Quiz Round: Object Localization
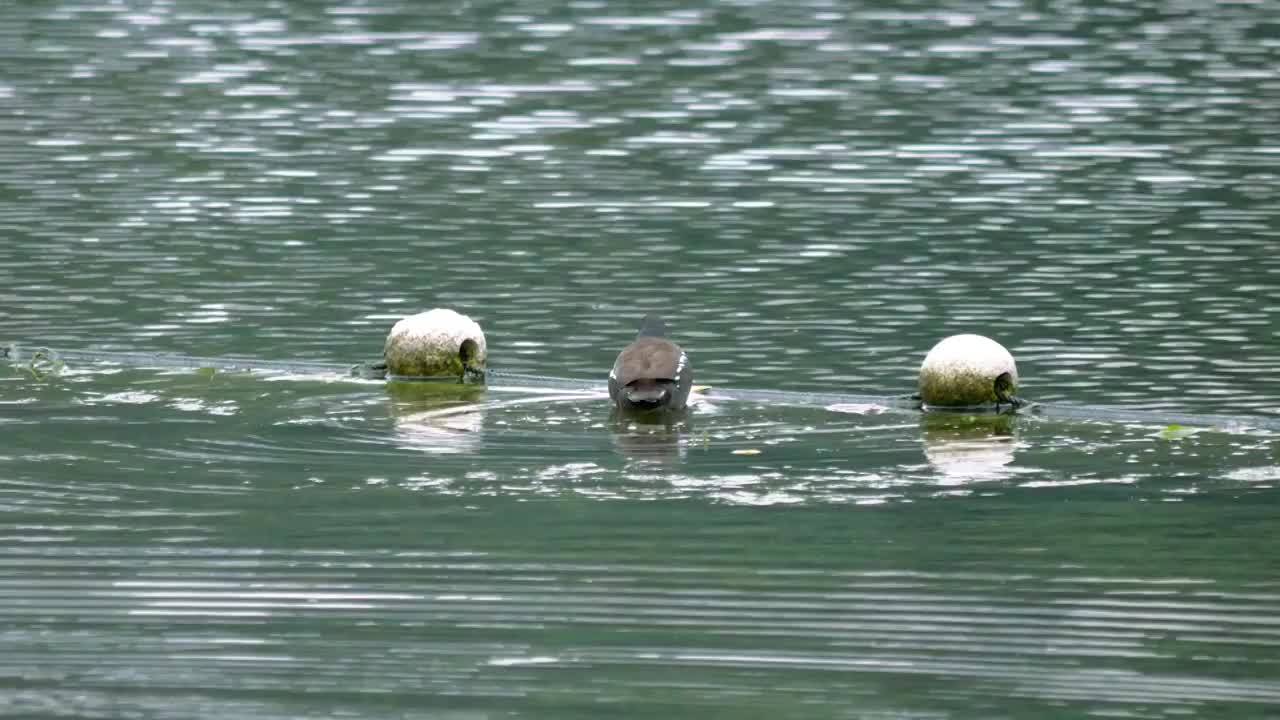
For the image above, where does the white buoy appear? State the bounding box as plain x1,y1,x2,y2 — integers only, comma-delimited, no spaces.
383,308,487,379
918,334,1018,407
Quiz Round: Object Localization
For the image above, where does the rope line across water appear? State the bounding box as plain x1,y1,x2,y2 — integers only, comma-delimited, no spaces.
4,343,1277,434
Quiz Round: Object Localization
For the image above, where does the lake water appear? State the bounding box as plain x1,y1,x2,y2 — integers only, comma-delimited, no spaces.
2,1,1279,718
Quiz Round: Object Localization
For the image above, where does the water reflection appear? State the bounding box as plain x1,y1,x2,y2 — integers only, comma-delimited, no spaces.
387,380,487,455
920,412,1020,485
3,0,1280,717
608,411,690,465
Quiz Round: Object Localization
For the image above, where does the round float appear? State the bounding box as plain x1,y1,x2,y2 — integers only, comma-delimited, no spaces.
918,333,1018,408
383,308,487,380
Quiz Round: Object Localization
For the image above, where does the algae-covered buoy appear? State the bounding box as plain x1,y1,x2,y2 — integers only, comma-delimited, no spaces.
383,308,487,380
918,334,1018,408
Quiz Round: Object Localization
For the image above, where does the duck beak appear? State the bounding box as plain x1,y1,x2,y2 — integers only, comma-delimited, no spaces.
625,385,670,408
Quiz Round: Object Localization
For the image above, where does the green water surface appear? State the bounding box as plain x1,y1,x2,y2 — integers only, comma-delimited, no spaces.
2,1,1279,718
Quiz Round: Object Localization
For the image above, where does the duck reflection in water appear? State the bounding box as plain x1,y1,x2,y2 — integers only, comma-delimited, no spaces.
609,411,692,465
386,379,487,455
920,412,1020,485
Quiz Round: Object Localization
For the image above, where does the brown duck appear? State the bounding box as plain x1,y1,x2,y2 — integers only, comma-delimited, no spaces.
608,315,693,413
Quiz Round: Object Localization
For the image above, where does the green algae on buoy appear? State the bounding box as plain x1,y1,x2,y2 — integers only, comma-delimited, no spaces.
383,308,487,380
918,334,1018,408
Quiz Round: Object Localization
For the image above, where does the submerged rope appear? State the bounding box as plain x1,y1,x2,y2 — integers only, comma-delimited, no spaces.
5,342,1277,433
3,343,384,378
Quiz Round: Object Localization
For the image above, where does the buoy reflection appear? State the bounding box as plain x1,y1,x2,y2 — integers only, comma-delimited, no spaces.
387,380,487,455
920,412,1019,485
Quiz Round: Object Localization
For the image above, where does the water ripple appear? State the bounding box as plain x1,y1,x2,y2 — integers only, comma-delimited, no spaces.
3,1,1280,716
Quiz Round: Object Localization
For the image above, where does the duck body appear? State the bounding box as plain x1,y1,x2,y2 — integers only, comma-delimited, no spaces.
608,316,692,414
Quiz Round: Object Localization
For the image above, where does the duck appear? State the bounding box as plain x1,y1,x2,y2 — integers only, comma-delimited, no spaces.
608,315,693,414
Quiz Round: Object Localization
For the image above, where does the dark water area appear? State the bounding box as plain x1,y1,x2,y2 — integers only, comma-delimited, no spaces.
2,1,1279,718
